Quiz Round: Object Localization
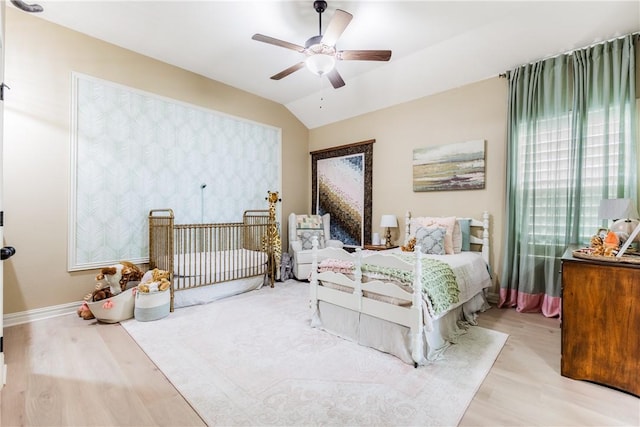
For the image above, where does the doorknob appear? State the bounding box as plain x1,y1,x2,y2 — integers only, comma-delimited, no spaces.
1,246,15,260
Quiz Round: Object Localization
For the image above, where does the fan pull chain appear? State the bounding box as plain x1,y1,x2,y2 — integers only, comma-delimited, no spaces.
318,76,326,109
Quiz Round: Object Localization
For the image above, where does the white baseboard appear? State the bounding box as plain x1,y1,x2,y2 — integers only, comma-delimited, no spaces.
3,301,80,327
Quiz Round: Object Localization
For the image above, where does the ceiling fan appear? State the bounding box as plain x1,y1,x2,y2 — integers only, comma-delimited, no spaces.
252,0,392,89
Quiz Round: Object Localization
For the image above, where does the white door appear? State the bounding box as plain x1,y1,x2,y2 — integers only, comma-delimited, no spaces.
0,0,6,388
0,0,15,388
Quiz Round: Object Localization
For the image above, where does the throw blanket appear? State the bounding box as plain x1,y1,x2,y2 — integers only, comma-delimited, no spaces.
318,254,459,316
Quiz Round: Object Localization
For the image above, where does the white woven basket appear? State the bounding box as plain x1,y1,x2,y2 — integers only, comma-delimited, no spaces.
134,289,170,322
87,288,135,323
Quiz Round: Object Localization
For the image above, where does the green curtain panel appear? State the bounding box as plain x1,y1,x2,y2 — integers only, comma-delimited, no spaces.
500,34,637,317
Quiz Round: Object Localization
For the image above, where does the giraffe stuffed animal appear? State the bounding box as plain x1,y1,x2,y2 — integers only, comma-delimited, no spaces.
263,191,282,287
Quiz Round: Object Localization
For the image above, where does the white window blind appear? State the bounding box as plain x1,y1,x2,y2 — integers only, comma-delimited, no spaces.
517,105,629,245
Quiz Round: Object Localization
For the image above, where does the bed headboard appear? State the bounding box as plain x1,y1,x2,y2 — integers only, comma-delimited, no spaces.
403,211,490,266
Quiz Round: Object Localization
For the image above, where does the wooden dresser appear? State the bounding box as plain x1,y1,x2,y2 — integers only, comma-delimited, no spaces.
561,248,640,397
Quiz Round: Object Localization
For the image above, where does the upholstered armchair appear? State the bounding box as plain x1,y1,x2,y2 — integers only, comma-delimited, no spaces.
288,213,343,280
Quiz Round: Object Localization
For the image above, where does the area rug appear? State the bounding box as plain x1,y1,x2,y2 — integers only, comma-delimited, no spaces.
121,280,507,426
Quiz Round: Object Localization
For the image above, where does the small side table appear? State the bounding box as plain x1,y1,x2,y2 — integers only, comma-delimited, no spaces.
363,244,398,251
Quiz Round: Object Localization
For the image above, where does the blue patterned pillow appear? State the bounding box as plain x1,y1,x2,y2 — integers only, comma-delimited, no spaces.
297,229,325,250
414,226,446,255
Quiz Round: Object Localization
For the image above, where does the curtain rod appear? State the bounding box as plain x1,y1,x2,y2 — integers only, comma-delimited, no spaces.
498,31,639,78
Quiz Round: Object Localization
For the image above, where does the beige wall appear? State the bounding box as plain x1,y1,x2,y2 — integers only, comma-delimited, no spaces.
3,9,309,314
309,41,640,294
309,77,508,291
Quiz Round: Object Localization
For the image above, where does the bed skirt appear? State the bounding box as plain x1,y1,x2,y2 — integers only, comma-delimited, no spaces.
173,275,264,309
311,292,489,364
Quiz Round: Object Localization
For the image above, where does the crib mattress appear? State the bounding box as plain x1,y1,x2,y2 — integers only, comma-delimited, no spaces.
173,248,267,280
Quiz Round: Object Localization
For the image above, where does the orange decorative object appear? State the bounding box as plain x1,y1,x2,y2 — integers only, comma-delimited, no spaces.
603,231,620,256
604,231,620,247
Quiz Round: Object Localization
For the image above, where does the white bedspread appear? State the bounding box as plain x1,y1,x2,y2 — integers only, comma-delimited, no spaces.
351,249,491,319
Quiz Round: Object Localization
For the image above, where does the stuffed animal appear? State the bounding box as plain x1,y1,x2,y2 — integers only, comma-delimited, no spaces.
138,268,171,293
401,237,416,252
91,286,114,302
590,234,604,255
280,253,294,281
76,301,94,320
77,282,116,320
590,232,620,257
95,261,144,295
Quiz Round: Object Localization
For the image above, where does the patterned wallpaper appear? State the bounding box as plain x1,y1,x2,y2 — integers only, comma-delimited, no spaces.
69,73,281,270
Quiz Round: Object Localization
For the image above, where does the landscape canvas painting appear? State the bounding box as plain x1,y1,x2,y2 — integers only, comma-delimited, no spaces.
413,140,485,192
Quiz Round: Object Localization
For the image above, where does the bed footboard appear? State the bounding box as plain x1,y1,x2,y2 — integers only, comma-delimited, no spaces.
309,238,426,366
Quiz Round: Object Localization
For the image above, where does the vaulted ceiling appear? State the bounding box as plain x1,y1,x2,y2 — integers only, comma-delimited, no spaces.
18,1,640,128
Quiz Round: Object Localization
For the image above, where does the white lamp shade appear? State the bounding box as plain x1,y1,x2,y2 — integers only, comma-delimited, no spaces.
305,54,335,75
380,214,398,228
598,198,639,220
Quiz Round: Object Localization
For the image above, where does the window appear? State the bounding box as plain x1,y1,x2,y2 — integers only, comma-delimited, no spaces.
518,105,629,246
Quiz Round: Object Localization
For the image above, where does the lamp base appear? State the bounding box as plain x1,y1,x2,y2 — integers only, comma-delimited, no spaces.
385,227,392,248
611,218,640,243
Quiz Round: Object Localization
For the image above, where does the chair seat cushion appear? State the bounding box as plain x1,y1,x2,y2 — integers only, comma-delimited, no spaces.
295,250,315,264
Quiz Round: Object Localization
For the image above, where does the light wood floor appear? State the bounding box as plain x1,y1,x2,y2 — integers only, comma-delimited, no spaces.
1,303,639,426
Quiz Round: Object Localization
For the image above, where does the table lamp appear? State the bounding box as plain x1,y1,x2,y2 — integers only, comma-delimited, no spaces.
380,214,398,248
598,198,639,235
598,198,640,256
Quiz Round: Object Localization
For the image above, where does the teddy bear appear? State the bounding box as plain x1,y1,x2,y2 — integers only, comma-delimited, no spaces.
401,237,416,252
95,261,144,295
590,231,620,257
138,268,171,293
77,301,94,320
590,234,604,255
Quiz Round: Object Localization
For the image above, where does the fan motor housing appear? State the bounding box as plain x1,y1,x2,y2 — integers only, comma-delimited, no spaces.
305,35,336,55
313,0,327,14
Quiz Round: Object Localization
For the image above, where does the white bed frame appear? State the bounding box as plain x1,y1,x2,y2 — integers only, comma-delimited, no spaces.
309,211,490,367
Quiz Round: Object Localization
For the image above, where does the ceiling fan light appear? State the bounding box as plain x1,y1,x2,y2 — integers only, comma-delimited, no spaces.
305,54,335,76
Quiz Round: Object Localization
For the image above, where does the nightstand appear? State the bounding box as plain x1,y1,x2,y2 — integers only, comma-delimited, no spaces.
363,244,398,251
561,247,640,397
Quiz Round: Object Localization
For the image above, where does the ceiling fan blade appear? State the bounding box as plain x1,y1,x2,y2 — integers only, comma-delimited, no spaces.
338,50,392,61
252,34,305,53
270,62,306,80
326,69,345,89
321,9,353,46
